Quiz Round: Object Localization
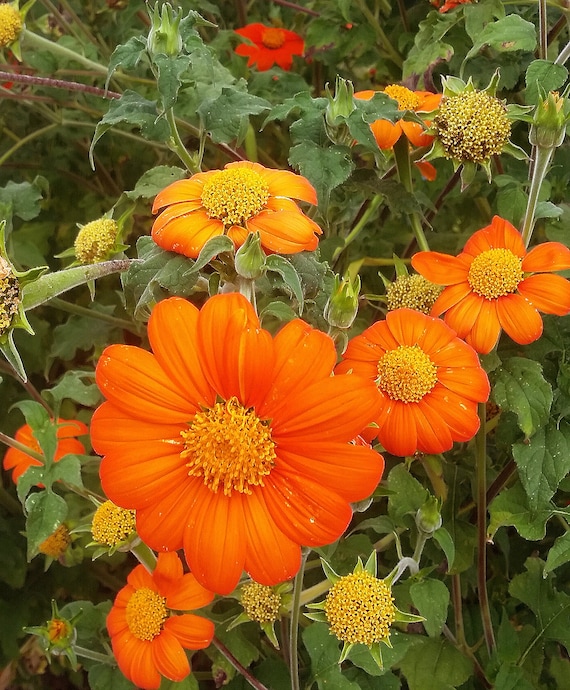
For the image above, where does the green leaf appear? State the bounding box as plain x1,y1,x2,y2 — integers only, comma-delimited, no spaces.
410,579,450,637
89,664,138,690
512,422,570,512
25,491,68,560
45,370,102,408
488,482,559,540
402,10,458,80
492,357,552,438
494,664,536,690
13,401,56,463
544,532,570,575
509,557,570,655
463,15,537,64
525,60,569,106
262,91,326,128
289,142,354,209
433,527,456,571
264,255,304,314
399,637,472,690
0,177,47,227
387,464,428,525
49,306,119,362
154,54,192,110
106,35,147,85
126,165,187,200
197,85,270,145
303,622,360,690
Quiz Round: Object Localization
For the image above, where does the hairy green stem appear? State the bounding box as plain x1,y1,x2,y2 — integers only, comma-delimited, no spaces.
130,541,157,573
212,637,270,690
538,0,548,60
49,297,139,334
290,549,309,690
332,195,383,262
165,108,201,173
355,0,402,66
521,145,554,247
393,137,430,251
74,646,115,664
22,30,108,74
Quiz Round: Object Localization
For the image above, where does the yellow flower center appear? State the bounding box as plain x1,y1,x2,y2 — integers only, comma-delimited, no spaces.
324,571,396,646
241,582,282,624
201,168,270,228
261,27,286,49
125,588,168,641
377,345,437,403
386,275,443,314
383,84,421,111
91,500,137,547
467,248,523,299
74,218,118,264
0,257,20,336
434,90,511,163
181,397,276,496
39,524,71,558
0,5,23,47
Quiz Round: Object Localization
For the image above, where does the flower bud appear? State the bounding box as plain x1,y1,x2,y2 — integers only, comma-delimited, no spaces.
147,2,183,58
25,601,80,668
529,89,569,150
324,76,357,145
415,496,442,536
324,274,360,329
234,231,266,279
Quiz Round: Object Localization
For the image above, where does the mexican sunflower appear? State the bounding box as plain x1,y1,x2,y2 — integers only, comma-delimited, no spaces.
91,293,384,595
412,216,570,354
151,161,322,259
234,23,304,71
3,419,87,484
107,552,214,690
335,309,490,457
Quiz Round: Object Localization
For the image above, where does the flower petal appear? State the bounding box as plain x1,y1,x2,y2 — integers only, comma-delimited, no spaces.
425,387,481,442
522,242,570,272
496,293,543,345
464,299,502,354
376,400,418,457
152,210,223,258
463,216,525,258
400,120,433,148
165,614,215,650
412,252,470,286
443,293,485,340
152,176,208,213
248,209,320,253
430,282,472,315
262,168,317,204
384,308,429,345
370,119,402,149
166,572,215,612
437,361,490,402
152,628,190,682
518,274,570,315
412,399,454,453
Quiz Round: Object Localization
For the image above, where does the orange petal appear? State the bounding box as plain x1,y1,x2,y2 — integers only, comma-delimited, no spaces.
152,628,191,682
400,120,433,148
414,160,437,181
463,299,502,354
496,293,543,345
248,209,320,253
412,399,454,453
165,614,215,650
128,564,155,591
430,282,472,316
522,242,570,272
443,293,485,340
412,251,469,285
437,363,490,403
376,400,418,457
518,274,570,315
463,216,525,258
342,321,400,359
369,119,402,149
152,176,208,213
262,168,317,204
152,211,223,259
416,316,458,357
384,308,430,346
125,635,161,690
166,572,215,612
426,387,481,442
152,551,183,588
151,201,204,233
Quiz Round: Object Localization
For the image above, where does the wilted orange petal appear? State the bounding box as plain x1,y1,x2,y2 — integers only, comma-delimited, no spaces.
518,274,570,315
496,293,543,345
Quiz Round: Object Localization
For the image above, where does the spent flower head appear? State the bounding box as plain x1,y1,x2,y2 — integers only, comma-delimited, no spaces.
39,524,72,559
386,273,443,314
74,217,119,264
228,580,292,648
88,499,138,558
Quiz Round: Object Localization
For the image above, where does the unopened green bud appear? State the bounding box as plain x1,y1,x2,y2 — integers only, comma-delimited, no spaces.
235,232,266,279
415,496,442,536
324,274,361,329
529,89,569,149
25,601,80,668
324,76,356,146
147,2,183,57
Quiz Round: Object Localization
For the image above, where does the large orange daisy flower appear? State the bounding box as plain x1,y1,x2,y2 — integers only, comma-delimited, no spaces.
151,161,322,259
412,216,570,354
234,23,304,71
354,86,441,150
3,419,87,484
107,551,214,690
91,293,384,595
335,309,490,457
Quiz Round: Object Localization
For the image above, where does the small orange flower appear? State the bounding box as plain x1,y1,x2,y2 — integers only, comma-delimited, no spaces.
3,419,87,484
234,23,304,71
151,161,321,259
335,309,490,457
354,86,441,150
92,293,384,594
107,552,214,690
431,0,474,14
412,216,570,354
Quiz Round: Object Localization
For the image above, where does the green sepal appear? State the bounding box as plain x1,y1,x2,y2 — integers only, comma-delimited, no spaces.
338,641,354,664
459,162,478,191
320,557,341,584
364,551,377,577
304,609,328,623
503,140,529,161
0,330,27,380
394,607,425,624
368,642,385,670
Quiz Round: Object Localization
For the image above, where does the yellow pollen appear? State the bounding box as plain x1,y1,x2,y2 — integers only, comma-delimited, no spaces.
383,84,421,111
434,90,511,163
0,5,23,47
467,248,523,299
0,257,20,336
241,582,282,624
181,397,276,496
125,588,168,641
74,218,118,264
386,275,443,314
201,168,270,228
324,571,396,646
261,27,286,49
91,500,137,547
377,345,437,403
39,524,71,558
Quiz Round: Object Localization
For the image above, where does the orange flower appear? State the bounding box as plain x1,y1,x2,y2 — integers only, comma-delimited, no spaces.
3,419,87,484
151,161,321,259
107,552,214,690
431,0,473,14
335,309,490,457
354,86,441,150
92,293,384,594
412,216,570,354
234,23,304,71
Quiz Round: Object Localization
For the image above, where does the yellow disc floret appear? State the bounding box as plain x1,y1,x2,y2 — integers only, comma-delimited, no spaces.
434,90,511,163
201,168,270,227
0,257,20,336
125,588,168,641
74,218,118,264
324,571,396,646
467,248,523,299
181,396,276,496
261,27,286,49
383,84,421,112
386,274,443,314
241,582,282,624
39,524,71,558
91,500,137,547
377,345,438,403
0,4,23,47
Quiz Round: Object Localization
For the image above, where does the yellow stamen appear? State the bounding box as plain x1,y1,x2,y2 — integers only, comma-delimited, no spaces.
125,588,168,641
261,27,286,49
181,397,276,496
201,168,270,227
377,345,437,403
324,571,396,646
39,524,71,558
467,248,523,299
0,5,23,47
74,218,118,264
386,274,443,314
434,90,511,163
0,257,20,336
241,582,282,624
91,500,137,547
383,84,421,111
